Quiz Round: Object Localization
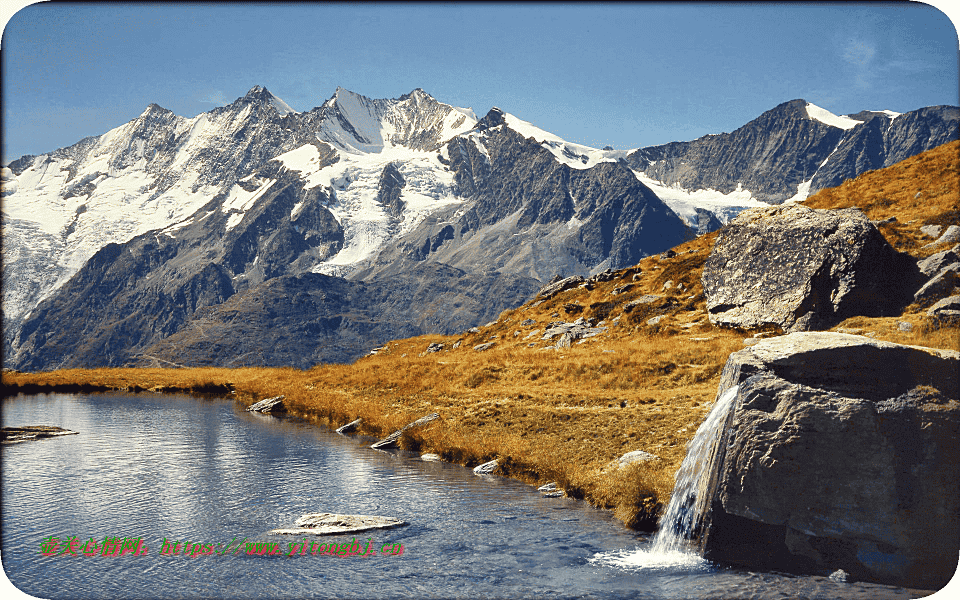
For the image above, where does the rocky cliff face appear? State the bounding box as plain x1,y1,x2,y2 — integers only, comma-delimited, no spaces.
702,332,959,590
353,112,693,283
627,100,958,205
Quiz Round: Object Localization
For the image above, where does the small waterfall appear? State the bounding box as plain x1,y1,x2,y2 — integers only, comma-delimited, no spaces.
590,384,740,570
650,384,740,555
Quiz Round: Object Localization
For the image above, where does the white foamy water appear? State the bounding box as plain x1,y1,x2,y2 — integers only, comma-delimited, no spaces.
592,385,740,571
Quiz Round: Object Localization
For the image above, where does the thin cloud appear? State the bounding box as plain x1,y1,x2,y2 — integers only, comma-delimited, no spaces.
198,91,228,106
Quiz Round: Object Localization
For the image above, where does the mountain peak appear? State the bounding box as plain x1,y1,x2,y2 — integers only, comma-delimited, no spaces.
237,85,295,116
475,107,506,130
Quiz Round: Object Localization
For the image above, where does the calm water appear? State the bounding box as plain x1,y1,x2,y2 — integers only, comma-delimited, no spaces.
0,392,938,599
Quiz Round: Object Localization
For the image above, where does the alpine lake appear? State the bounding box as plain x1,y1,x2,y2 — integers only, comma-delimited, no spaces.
1,392,938,599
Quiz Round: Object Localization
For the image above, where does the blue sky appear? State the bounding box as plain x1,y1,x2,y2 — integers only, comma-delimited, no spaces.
1,1,958,163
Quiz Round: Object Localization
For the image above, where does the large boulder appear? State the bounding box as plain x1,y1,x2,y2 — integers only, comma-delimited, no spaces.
702,205,918,331
701,332,959,589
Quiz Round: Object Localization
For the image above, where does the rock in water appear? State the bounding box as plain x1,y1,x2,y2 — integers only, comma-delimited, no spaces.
702,332,959,589
336,418,361,434
246,395,286,413
1,425,78,443
473,459,498,475
269,513,407,535
701,205,918,332
370,413,440,449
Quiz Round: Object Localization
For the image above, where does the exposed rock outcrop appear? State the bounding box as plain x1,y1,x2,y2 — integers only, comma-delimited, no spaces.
702,332,959,589
702,205,919,331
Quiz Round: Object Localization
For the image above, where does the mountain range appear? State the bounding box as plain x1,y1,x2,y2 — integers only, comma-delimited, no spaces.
2,86,956,370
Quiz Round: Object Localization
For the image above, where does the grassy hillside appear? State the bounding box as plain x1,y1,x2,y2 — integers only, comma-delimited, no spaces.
4,140,958,530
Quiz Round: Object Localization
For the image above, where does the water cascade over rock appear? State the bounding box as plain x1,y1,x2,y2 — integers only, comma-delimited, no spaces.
649,385,740,557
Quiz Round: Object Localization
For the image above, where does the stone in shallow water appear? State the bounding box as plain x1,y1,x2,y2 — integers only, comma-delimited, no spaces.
1,425,78,443
246,395,286,413
420,453,442,462
370,413,440,449
269,513,407,536
336,418,361,434
473,459,498,475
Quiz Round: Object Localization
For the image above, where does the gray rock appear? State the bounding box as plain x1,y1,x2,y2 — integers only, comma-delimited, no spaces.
913,263,960,304
917,246,958,277
927,294,960,316
520,319,536,327
646,315,665,326
616,450,660,467
829,569,849,583
336,418,361,434
269,513,407,536
1,425,78,444
473,342,495,352
370,413,440,449
623,295,660,312
923,224,960,248
424,342,444,353
473,459,499,475
420,453,442,462
627,101,958,204
695,207,724,235
702,205,917,332
536,276,585,300
537,482,558,492
897,321,913,332
246,395,286,413
702,332,959,589
920,224,943,238
539,319,607,344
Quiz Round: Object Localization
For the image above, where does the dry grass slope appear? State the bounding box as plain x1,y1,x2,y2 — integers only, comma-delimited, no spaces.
4,141,958,530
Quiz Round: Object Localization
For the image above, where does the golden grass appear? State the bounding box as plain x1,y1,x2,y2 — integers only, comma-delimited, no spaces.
804,139,959,258
4,141,958,531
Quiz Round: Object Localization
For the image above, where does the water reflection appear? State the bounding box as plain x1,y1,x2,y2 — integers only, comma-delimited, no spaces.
2,393,930,600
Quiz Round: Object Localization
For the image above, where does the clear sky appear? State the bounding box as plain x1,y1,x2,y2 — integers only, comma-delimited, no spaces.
1,1,958,164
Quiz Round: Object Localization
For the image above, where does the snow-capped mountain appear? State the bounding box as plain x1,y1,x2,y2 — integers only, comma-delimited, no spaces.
626,99,958,228
1,87,478,333
3,87,957,370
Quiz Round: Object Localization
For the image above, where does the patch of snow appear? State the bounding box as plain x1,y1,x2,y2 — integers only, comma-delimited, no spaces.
805,103,862,130
268,93,296,116
453,106,477,121
278,143,464,274
631,170,770,226
502,113,627,170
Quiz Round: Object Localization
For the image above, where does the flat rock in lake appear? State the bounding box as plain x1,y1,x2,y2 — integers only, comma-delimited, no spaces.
246,395,286,413
1,426,78,444
269,513,407,536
